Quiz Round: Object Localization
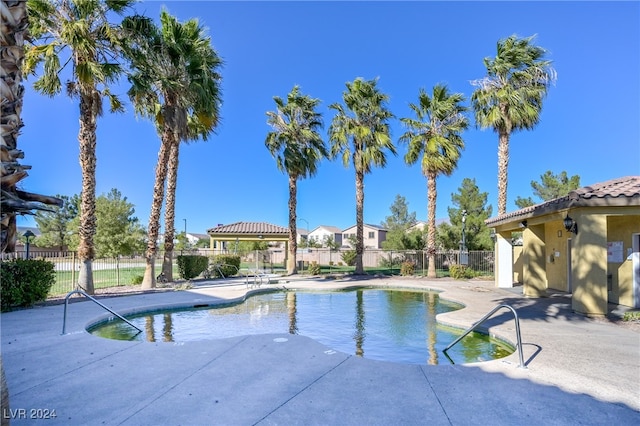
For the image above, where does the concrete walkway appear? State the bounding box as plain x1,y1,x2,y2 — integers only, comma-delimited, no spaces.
1,277,638,425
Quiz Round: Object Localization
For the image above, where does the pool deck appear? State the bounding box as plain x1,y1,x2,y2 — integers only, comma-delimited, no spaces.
1,276,639,425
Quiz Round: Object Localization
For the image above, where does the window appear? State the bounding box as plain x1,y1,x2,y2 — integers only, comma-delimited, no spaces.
368,232,375,239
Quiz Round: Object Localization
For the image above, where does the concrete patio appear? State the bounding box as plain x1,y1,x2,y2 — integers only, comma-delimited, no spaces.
1,276,638,425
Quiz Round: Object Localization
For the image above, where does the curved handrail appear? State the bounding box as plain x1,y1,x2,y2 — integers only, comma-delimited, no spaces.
208,263,240,279
443,304,526,369
62,290,142,335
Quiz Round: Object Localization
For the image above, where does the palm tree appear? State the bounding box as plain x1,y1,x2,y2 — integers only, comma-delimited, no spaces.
123,10,222,288
1,0,63,253
265,86,326,275
329,78,396,274
471,34,556,215
400,85,469,278
24,0,133,293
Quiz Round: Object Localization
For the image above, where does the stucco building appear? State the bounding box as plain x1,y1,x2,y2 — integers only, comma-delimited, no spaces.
486,176,640,315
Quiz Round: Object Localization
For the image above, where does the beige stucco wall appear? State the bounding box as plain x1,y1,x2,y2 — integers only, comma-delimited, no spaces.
545,220,569,292
513,245,523,283
571,210,608,315
607,215,639,306
523,225,547,297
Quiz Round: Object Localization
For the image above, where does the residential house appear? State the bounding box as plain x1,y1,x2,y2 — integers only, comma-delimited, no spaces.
342,224,387,249
308,225,343,247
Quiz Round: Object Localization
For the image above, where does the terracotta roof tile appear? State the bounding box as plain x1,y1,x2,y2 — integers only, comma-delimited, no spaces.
207,221,289,235
486,176,640,226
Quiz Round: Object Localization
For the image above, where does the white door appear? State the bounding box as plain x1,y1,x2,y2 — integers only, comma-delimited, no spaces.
567,238,572,293
633,234,640,308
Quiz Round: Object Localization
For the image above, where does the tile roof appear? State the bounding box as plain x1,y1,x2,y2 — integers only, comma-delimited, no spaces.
486,176,640,227
207,221,289,235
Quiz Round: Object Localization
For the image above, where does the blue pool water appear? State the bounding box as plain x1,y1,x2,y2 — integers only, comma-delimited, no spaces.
89,288,513,365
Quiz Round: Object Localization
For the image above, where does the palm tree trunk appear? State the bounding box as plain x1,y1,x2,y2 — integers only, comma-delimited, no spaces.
1,355,8,426
355,167,365,274
426,171,437,278
497,130,510,215
77,91,99,294
287,175,298,275
1,0,60,253
162,139,180,281
142,130,172,289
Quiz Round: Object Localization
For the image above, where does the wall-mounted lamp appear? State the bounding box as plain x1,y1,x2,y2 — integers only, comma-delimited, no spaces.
563,215,578,234
490,229,496,242
519,220,528,229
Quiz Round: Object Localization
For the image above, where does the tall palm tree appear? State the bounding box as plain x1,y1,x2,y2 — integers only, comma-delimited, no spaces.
123,10,222,288
329,77,396,274
400,85,469,278
265,86,326,275
1,0,63,254
471,34,556,215
24,0,133,293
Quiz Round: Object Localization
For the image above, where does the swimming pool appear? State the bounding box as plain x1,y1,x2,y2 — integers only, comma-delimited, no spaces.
89,288,513,365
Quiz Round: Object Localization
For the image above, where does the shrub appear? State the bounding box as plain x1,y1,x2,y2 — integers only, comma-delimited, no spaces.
341,250,357,266
449,264,476,279
131,274,144,285
176,255,209,280
400,261,415,276
1,259,55,312
209,254,241,278
308,261,321,275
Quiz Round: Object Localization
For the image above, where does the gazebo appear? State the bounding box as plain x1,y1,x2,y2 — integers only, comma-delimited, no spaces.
207,221,290,262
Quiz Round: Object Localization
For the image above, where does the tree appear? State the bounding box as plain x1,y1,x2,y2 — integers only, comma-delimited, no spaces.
380,195,419,250
25,0,134,293
123,10,223,288
515,170,581,208
93,189,145,257
437,178,493,251
471,34,556,215
400,85,469,277
329,77,396,274
1,0,62,253
265,85,327,274
67,189,145,257
33,194,78,250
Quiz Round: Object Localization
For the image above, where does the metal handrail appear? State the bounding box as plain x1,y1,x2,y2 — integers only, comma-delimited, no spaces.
62,290,142,335
443,304,527,369
204,263,240,279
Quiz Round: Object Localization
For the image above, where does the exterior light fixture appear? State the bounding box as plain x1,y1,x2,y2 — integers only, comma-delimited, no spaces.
23,230,35,259
563,215,577,234
519,220,528,229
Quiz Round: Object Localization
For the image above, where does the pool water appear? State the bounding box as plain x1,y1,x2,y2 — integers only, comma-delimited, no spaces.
89,289,513,365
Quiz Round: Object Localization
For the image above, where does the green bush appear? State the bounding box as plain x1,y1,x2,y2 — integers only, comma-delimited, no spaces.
176,255,209,280
1,259,55,312
209,254,241,278
308,261,321,275
131,274,144,284
400,261,415,276
341,250,357,266
449,264,476,279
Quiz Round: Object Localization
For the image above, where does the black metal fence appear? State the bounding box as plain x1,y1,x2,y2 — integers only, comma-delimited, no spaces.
1,248,494,297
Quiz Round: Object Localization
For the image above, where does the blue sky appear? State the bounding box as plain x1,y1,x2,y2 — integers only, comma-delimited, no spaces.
19,1,640,235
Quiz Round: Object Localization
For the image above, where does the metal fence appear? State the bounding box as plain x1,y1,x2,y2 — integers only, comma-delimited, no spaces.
1,248,494,297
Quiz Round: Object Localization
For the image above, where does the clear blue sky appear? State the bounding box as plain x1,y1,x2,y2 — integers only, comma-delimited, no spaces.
19,1,640,234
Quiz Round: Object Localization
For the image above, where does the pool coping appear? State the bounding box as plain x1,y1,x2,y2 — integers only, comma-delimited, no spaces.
2,276,638,425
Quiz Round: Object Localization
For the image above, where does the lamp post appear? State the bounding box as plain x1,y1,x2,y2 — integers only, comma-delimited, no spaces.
460,210,468,265
183,218,187,249
297,218,309,273
23,230,35,259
